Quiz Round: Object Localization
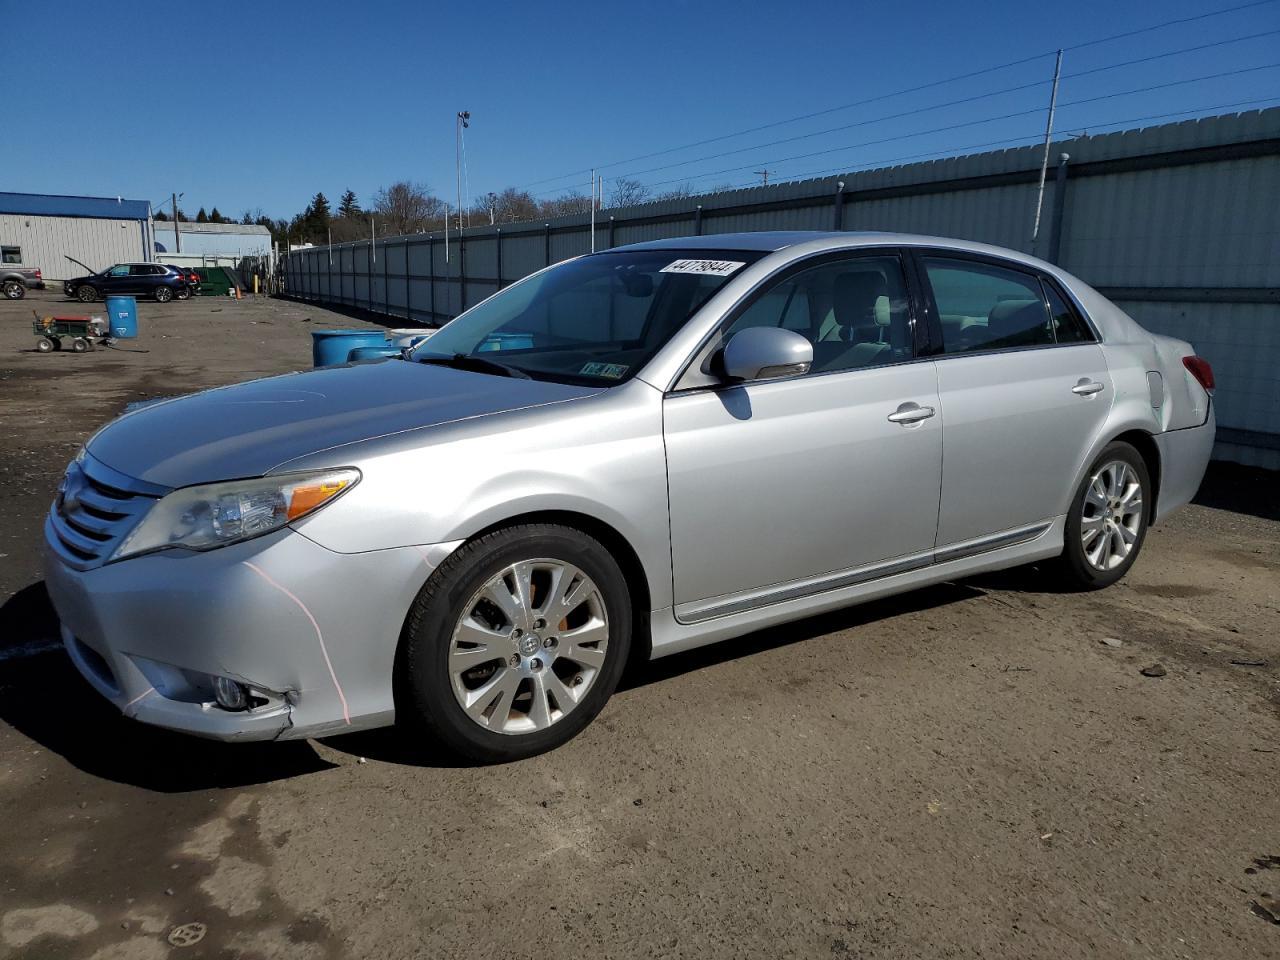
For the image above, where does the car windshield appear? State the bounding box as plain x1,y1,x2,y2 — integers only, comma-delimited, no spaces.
412,249,763,384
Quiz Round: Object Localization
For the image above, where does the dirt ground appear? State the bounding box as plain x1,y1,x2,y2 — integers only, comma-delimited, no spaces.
0,289,1277,960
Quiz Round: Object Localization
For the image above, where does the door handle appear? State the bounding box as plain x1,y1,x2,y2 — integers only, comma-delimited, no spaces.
1072,379,1105,397
887,402,936,425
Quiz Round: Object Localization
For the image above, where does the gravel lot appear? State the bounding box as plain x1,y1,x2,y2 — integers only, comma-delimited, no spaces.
1,289,1277,959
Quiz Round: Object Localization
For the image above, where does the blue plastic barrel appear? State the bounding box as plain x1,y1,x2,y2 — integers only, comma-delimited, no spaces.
347,346,402,362
104,296,138,339
311,329,388,367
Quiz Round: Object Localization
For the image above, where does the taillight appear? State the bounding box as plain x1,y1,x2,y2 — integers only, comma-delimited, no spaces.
34,269,42,279
1182,356,1215,393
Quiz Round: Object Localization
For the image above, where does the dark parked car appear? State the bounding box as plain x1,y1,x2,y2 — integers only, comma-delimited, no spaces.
166,264,200,297
2,266,45,300
64,264,190,303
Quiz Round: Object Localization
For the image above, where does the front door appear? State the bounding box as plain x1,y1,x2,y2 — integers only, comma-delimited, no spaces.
663,252,943,621
914,252,1115,549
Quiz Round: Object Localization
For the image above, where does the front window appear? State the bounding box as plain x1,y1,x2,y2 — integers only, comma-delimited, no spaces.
412,249,763,384
106,265,129,277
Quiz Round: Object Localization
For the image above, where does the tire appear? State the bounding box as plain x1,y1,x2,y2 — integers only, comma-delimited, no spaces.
176,286,191,300
155,286,173,303
76,285,97,303
71,338,88,353
3,280,24,300
36,337,53,353
399,523,632,762
1056,441,1151,590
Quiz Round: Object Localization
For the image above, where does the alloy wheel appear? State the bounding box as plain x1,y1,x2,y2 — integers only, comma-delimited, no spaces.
448,558,609,735
1080,460,1143,571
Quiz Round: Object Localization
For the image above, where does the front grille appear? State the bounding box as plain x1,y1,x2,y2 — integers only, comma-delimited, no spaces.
47,455,165,570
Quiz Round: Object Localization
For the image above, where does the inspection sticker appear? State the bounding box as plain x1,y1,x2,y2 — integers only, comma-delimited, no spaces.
580,362,629,379
659,258,746,277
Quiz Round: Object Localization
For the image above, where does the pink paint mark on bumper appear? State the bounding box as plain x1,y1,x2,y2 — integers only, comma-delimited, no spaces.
243,560,351,725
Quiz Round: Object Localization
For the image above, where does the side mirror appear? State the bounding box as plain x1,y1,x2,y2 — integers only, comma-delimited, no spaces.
720,327,813,382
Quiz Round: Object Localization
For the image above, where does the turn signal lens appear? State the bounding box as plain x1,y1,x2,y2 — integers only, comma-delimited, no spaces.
287,478,353,520
1182,356,1215,393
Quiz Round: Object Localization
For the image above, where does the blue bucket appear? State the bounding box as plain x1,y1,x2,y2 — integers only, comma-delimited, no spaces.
104,296,138,339
311,329,388,367
347,346,401,362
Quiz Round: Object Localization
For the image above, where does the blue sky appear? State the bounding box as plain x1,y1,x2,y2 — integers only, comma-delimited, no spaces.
4,0,1278,220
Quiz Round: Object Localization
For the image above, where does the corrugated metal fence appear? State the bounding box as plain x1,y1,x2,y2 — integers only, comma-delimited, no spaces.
284,107,1280,468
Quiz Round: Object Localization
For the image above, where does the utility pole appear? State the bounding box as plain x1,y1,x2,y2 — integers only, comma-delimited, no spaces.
456,111,470,236
370,217,376,265
590,168,596,253
1031,49,1063,249
754,169,771,186
172,192,182,253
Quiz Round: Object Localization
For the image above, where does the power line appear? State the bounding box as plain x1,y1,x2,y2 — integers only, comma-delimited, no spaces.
713,96,1280,191
629,64,1280,193
520,0,1280,191
574,61,1280,196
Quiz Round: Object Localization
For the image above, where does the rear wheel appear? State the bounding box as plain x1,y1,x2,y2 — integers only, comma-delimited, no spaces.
1056,441,1150,590
71,338,89,353
76,285,97,303
400,524,632,762
3,280,24,300
154,286,173,303
175,286,191,300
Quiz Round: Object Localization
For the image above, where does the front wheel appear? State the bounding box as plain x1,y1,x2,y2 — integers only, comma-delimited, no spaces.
1056,441,1150,590
154,286,173,303
3,280,24,300
76,285,97,303
399,524,632,762
175,286,191,300
36,337,54,353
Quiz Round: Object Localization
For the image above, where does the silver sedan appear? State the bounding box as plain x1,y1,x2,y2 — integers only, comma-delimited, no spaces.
44,232,1216,761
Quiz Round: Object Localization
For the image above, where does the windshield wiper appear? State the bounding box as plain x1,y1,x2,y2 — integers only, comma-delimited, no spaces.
415,353,531,379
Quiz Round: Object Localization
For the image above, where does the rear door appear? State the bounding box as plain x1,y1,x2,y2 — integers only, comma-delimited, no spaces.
912,251,1112,550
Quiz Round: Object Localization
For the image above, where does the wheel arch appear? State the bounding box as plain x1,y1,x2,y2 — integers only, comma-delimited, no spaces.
1110,429,1162,524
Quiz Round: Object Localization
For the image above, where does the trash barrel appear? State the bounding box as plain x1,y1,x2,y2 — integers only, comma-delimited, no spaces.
347,346,402,362
311,329,388,367
104,296,138,339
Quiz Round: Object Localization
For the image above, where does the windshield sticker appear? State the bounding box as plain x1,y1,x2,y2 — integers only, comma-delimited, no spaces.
659,258,746,277
580,361,629,379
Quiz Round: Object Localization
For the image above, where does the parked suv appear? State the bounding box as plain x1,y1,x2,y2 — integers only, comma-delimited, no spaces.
2,265,45,300
64,263,189,303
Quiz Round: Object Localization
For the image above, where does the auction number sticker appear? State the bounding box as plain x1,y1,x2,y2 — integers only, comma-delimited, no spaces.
580,362,629,379
659,259,746,277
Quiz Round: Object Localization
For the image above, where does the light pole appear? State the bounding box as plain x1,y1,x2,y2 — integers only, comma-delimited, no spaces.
151,192,184,253
456,111,470,235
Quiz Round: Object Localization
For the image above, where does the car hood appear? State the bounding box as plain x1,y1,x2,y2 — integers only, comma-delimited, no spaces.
87,359,601,489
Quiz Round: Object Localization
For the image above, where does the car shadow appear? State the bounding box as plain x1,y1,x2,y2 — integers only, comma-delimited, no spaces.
0,582,337,793
317,581,989,768
1192,461,1280,522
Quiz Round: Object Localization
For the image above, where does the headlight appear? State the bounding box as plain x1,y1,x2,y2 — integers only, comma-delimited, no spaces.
111,468,359,561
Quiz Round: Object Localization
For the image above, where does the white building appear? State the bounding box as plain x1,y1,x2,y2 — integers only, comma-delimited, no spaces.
154,220,273,268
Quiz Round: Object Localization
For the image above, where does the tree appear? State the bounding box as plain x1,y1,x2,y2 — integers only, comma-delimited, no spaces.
474,187,539,224
538,191,592,218
155,211,169,221
372,181,443,236
195,207,209,223
338,190,360,218
209,207,225,223
607,178,650,208
656,183,694,201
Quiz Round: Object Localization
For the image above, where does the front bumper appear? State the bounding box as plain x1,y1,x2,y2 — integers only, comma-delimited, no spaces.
43,519,450,741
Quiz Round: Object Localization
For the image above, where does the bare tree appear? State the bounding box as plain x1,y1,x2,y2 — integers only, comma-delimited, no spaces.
656,183,694,201
607,178,651,208
373,181,444,236
538,192,593,218
472,187,541,225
